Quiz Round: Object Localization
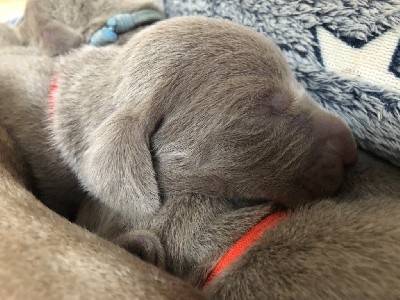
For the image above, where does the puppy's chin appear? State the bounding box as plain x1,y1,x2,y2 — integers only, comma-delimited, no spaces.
276,187,337,209
274,159,354,208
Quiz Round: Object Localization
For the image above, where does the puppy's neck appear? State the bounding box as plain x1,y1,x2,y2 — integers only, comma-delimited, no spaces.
202,210,287,287
152,193,281,284
53,45,120,119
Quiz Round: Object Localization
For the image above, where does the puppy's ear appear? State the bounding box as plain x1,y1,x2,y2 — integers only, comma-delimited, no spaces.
81,105,161,226
20,0,84,56
39,21,84,56
0,24,21,46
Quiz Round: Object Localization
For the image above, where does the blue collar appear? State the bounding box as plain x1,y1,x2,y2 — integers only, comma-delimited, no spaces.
89,9,164,46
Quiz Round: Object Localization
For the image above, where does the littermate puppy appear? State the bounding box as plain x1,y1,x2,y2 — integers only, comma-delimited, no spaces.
0,124,203,300
0,17,356,257
0,43,87,218
18,0,163,55
78,152,400,298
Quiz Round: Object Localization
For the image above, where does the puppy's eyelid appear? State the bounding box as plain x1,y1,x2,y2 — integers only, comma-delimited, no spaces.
269,92,290,113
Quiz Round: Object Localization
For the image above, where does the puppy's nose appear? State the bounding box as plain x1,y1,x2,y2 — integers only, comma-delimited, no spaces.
293,111,358,202
314,111,358,168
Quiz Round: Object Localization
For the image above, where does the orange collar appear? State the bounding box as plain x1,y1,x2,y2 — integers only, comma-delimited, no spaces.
203,210,287,287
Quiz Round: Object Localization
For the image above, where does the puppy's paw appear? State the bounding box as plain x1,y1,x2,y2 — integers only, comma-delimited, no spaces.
113,230,166,269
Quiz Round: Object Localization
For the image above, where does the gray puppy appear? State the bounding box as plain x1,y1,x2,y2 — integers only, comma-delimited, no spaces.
0,17,356,259
0,124,203,300
18,0,162,55
78,152,400,298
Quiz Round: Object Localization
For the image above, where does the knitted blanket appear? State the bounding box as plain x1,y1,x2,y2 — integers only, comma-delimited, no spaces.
164,0,400,166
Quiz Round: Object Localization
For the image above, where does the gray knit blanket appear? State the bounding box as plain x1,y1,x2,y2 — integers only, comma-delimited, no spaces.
164,0,400,166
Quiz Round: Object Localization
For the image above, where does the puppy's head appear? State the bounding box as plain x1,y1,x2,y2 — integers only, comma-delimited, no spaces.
69,17,356,214
136,17,358,207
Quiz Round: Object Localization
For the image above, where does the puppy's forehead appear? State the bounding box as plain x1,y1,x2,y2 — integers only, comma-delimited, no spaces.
288,80,323,113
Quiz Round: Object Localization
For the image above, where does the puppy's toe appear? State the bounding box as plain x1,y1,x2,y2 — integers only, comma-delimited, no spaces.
113,230,166,269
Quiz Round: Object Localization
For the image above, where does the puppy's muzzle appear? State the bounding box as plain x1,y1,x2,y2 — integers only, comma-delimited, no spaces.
302,111,358,199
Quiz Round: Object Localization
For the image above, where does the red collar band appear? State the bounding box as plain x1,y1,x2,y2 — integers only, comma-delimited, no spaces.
203,210,287,287
48,77,59,118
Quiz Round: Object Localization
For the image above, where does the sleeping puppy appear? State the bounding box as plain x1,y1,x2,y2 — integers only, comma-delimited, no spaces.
78,152,400,298
0,17,356,259
18,0,163,56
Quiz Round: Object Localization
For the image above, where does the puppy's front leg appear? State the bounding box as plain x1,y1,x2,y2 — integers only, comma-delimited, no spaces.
77,195,231,272
77,197,166,268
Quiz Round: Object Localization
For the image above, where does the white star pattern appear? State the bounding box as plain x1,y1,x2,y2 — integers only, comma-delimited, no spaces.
317,27,400,92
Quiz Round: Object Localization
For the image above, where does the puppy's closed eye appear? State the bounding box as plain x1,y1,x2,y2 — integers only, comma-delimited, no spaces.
269,92,291,113
246,90,292,122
